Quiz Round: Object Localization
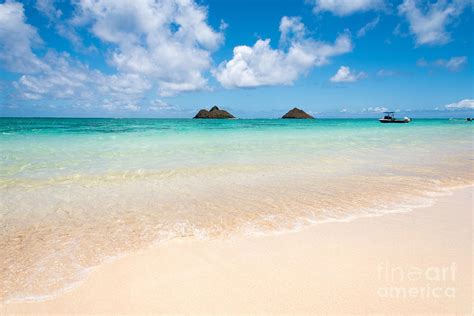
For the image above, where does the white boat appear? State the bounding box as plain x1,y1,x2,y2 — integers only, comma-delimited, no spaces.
379,112,411,123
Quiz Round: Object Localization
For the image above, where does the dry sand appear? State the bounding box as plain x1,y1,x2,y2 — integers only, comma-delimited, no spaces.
1,187,472,314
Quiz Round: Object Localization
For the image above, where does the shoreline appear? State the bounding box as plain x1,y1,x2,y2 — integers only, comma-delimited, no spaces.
1,183,470,304
1,186,472,314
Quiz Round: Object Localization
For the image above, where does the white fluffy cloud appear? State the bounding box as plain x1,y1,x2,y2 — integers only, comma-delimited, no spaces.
0,1,45,73
214,16,352,88
444,99,474,109
330,66,367,82
1,0,224,111
279,15,306,43
14,52,95,100
1,1,152,111
311,0,385,16
74,0,223,96
398,0,469,46
13,51,151,106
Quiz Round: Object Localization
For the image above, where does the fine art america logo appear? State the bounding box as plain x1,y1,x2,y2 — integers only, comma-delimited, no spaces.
377,262,457,299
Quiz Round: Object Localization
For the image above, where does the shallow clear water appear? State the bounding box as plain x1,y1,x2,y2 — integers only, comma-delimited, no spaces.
1,118,473,301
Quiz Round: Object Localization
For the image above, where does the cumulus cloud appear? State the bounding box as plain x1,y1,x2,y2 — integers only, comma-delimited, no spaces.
214,16,353,88
330,66,367,82
444,99,474,109
279,16,306,44
74,0,223,96
0,1,46,73
13,52,94,100
357,16,380,37
417,56,468,71
1,0,225,111
398,0,469,46
13,51,151,107
311,0,385,16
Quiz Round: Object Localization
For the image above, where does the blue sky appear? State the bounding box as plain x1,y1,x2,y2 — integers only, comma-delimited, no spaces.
0,0,472,118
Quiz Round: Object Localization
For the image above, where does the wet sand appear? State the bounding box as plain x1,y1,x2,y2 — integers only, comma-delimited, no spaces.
1,187,472,314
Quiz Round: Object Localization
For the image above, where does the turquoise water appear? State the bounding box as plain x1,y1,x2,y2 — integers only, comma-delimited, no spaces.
2,118,472,182
1,118,473,301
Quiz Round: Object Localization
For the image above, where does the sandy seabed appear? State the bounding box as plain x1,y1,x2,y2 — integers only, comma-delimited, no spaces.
1,187,472,314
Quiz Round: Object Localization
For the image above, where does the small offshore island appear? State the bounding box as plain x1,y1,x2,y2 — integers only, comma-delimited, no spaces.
282,107,314,119
193,106,235,119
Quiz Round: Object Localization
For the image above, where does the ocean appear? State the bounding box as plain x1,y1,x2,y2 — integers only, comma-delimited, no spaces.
1,117,472,301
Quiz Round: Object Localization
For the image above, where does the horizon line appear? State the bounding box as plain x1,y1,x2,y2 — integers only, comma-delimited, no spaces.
1,116,471,120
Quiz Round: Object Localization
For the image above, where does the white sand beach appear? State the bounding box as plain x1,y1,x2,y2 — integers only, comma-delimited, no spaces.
2,187,472,314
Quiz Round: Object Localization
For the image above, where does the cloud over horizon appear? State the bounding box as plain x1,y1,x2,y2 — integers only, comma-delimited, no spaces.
214,16,353,88
443,99,474,110
1,0,224,112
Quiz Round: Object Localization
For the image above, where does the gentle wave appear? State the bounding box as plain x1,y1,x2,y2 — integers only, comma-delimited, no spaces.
2,182,471,303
